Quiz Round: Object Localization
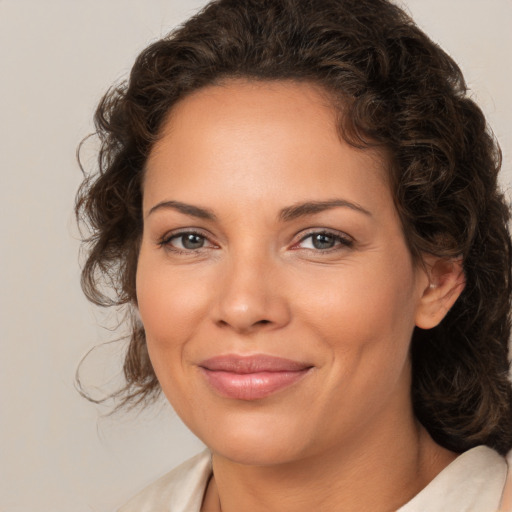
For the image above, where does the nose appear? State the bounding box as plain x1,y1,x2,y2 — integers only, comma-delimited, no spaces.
213,251,291,335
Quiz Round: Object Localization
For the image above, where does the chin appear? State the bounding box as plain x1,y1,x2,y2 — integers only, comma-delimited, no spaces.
211,437,303,467
191,413,315,467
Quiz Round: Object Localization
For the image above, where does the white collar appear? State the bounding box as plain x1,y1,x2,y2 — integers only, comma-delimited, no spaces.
119,445,507,512
398,445,507,512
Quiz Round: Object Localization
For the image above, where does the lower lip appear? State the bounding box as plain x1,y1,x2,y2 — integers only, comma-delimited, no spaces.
200,368,311,400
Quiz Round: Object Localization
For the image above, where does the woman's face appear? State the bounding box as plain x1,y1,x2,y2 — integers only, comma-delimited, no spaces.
137,80,430,465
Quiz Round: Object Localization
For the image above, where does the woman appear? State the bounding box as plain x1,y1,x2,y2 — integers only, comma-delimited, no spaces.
76,0,512,510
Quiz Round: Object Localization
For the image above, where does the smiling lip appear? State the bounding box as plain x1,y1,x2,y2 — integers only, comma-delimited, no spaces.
198,355,313,401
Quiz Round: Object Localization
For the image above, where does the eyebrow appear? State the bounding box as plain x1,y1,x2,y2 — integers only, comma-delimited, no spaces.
147,200,217,220
147,199,371,221
279,199,372,221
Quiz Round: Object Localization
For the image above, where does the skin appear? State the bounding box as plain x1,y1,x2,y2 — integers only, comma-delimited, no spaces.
136,79,464,512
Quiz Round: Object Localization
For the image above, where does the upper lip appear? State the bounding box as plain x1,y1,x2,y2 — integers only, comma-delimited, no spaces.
199,354,312,374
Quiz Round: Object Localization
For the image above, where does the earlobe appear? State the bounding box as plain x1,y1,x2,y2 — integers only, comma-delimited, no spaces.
415,256,465,330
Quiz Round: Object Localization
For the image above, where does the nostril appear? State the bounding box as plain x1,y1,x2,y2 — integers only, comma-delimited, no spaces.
216,318,271,330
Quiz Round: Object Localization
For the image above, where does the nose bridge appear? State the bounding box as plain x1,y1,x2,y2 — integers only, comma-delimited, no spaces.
214,243,289,333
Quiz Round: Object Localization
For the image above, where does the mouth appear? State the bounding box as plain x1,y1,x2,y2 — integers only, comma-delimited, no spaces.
198,354,313,401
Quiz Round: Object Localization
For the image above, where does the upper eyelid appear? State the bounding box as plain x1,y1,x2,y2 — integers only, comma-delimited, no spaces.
295,228,353,242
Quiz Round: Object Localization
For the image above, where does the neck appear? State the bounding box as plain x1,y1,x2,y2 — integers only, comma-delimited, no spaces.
202,411,456,512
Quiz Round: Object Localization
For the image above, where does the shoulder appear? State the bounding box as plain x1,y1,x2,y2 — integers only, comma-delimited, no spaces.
117,450,212,512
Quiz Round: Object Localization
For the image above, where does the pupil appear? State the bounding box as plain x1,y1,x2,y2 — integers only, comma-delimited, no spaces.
313,233,334,249
182,234,204,249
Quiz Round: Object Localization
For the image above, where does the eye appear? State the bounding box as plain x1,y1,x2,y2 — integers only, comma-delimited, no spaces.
159,230,215,253
295,230,353,251
175,232,206,250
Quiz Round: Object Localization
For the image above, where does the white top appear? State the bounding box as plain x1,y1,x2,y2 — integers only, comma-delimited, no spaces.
118,446,510,512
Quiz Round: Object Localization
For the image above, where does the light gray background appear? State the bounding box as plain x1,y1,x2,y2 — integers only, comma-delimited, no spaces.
1,1,510,511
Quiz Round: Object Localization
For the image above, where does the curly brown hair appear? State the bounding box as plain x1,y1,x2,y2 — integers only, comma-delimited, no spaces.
76,0,512,455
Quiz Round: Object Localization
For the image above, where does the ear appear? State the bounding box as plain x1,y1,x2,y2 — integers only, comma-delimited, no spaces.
415,256,465,329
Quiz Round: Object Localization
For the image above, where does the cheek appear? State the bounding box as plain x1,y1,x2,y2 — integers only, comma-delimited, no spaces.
137,257,207,341
135,255,215,415
302,261,419,415
296,253,420,395
135,252,214,391
301,258,418,339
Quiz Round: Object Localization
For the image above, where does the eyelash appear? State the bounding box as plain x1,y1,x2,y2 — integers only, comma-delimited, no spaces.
293,230,354,252
158,229,354,255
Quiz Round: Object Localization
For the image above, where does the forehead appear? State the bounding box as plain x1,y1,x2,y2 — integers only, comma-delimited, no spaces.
151,79,342,163
143,79,390,215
